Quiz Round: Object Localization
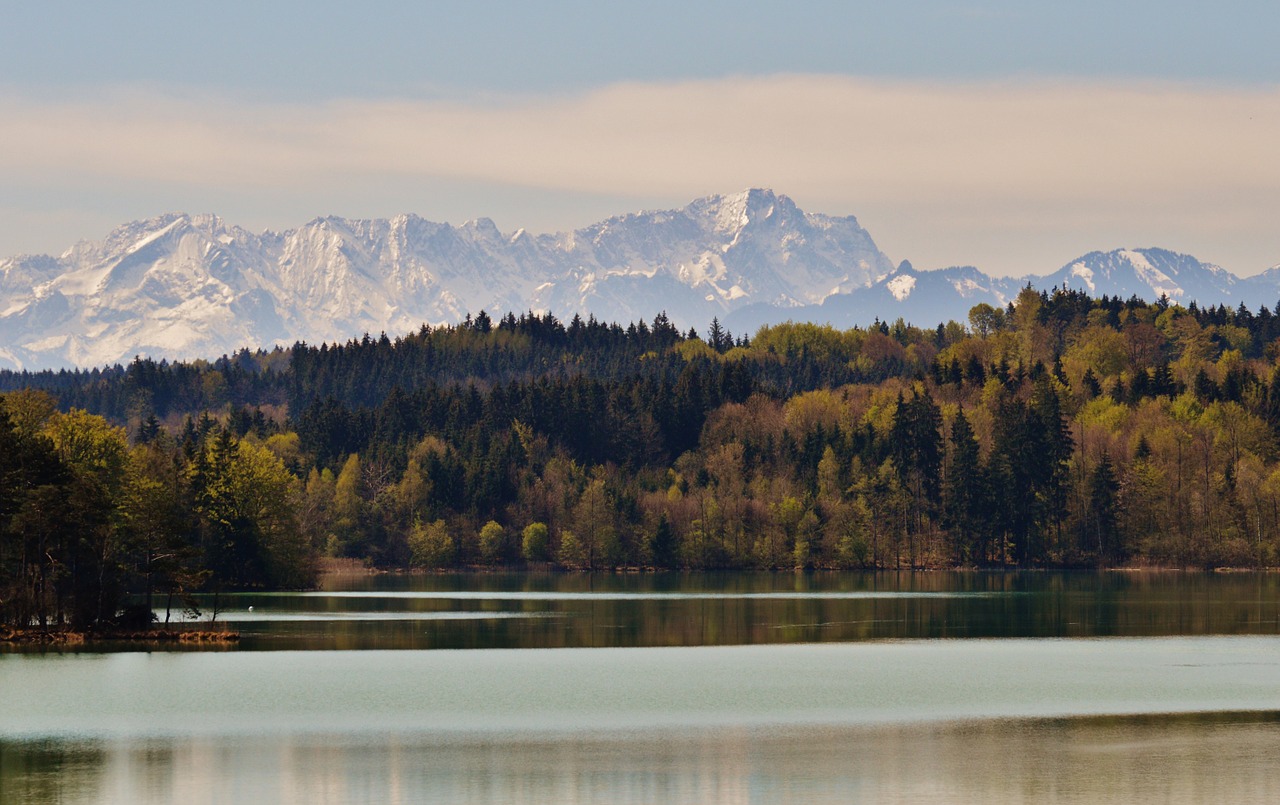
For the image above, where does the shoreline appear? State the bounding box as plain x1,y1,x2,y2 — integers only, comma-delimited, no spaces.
0,628,240,645
328,561,1279,575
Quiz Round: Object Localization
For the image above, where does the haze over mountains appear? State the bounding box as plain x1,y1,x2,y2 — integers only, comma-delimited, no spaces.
0,189,1276,370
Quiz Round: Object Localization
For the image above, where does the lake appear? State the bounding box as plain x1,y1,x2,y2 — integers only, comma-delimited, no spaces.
2,571,1278,803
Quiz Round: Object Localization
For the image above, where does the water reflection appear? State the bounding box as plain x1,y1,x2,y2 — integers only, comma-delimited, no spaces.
5,572,1279,803
216,611,561,623
6,712,1278,805
72,570,1280,652
4,638,1277,738
301,590,995,599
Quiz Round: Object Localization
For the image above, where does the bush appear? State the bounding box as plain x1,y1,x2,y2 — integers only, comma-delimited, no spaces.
479,520,506,564
556,529,586,568
409,519,455,568
521,522,550,562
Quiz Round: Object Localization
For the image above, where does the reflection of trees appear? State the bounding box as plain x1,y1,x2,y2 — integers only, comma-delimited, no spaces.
225,571,1280,650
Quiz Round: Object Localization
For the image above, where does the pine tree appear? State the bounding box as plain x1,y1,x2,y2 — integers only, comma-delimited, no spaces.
650,515,678,569
1088,453,1121,564
944,409,988,564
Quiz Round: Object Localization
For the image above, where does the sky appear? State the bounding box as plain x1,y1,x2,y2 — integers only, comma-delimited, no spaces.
2,0,1278,277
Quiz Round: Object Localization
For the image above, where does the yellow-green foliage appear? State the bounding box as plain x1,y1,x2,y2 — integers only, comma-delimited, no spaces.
478,520,506,564
783,389,844,435
751,322,861,363
44,409,129,493
1,389,57,436
409,519,455,568
13,287,1280,583
1063,325,1128,382
521,522,550,562
673,338,719,362
1078,397,1129,432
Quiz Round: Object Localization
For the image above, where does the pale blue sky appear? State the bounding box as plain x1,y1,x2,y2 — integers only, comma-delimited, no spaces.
6,1,1279,95
2,1,1278,275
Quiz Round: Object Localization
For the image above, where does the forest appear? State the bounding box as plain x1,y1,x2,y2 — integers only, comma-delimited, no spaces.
5,290,1280,629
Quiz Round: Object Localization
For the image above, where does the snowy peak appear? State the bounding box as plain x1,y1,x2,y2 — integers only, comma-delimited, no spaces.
3,193,1274,371
534,188,893,317
870,261,1016,305
688,188,800,234
0,191,895,369
797,248,1243,332
737,261,1016,332
1042,247,1237,304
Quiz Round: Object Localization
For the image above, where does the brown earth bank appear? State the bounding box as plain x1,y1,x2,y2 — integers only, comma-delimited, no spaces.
359,562,1279,574
0,627,239,645
318,556,383,575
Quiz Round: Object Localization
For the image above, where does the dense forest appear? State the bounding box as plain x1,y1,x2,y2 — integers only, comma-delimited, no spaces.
6,290,1280,628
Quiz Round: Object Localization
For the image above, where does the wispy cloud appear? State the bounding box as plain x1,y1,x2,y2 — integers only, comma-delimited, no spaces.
2,75,1278,274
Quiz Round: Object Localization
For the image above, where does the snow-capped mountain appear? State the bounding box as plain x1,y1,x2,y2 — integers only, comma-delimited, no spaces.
0,189,893,369
1040,248,1240,307
1239,263,1280,306
726,261,1018,334
0,192,1274,370
727,247,1266,333
531,189,891,327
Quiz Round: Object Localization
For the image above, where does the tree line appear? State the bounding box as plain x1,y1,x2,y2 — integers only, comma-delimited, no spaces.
5,290,1280,627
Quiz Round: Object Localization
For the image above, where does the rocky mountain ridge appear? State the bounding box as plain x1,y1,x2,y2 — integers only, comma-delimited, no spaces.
0,190,1273,369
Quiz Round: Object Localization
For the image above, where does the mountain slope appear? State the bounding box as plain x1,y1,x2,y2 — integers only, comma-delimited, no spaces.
531,188,892,319
0,194,1274,370
725,261,1019,333
1037,248,1239,306
0,190,894,369
726,248,1263,333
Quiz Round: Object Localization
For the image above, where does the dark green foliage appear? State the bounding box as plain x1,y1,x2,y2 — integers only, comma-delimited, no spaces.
5,294,1280,582
0,403,76,627
943,409,988,564
1087,453,1122,564
650,515,678,569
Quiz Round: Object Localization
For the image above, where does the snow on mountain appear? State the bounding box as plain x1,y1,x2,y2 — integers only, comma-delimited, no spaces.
1239,263,1280,306
0,213,279,370
725,261,1017,333
1038,248,1239,307
1,192,1274,370
724,246,1270,334
856,262,1017,325
531,189,892,318
0,190,894,369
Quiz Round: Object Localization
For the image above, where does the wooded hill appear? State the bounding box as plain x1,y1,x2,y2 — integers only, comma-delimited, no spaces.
5,290,1280,628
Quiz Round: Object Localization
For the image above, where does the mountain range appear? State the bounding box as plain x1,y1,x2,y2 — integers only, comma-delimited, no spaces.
0,189,1276,370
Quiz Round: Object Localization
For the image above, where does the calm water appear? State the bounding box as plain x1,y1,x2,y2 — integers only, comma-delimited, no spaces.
50,569,1280,652
3,571,1279,803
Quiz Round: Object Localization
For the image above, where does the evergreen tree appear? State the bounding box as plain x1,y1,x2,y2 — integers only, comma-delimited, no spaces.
650,515,678,569
944,409,988,564
1087,453,1122,564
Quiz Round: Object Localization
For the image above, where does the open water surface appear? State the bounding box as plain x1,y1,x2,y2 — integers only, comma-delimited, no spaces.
2,571,1278,803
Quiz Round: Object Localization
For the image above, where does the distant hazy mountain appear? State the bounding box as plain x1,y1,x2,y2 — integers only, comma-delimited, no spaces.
0,190,892,369
0,192,1274,369
1040,248,1241,307
725,261,1018,334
